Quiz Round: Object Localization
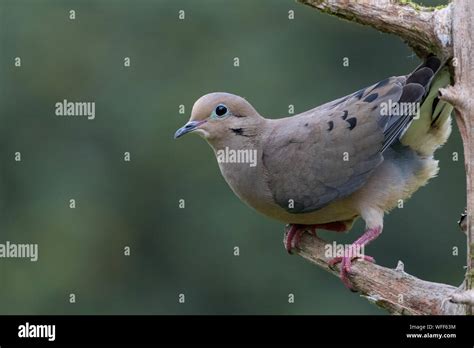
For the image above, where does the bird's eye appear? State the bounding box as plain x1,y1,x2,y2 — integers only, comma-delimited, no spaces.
214,104,228,118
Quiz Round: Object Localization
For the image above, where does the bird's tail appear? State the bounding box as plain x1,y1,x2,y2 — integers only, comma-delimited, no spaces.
400,57,453,156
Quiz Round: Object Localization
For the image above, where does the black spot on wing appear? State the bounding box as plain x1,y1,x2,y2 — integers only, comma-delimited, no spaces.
346,117,357,130
353,88,365,100
363,93,378,103
342,110,348,120
327,121,334,131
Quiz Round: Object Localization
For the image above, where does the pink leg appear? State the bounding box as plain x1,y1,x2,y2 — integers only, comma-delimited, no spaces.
285,222,349,254
285,224,304,254
328,226,381,289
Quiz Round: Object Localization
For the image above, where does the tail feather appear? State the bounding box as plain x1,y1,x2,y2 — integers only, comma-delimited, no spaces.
401,63,453,156
406,67,434,91
382,56,441,152
413,54,441,74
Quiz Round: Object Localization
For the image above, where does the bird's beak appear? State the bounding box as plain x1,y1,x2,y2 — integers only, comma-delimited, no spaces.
174,120,207,139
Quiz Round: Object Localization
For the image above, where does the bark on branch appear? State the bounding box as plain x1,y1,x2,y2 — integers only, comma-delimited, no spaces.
288,233,464,315
294,0,473,315
438,0,474,316
298,0,452,59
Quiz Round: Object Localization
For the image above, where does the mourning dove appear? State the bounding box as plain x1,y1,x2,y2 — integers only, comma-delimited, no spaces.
175,56,452,288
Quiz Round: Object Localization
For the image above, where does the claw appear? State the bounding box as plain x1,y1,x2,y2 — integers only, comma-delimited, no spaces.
329,254,376,289
328,225,381,289
284,224,303,254
285,222,350,254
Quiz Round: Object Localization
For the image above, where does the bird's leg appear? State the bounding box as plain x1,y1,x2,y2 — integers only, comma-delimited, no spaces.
285,224,306,254
328,226,381,289
285,221,349,254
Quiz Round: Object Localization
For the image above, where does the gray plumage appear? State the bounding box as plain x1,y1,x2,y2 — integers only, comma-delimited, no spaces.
262,56,446,215
175,55,453,285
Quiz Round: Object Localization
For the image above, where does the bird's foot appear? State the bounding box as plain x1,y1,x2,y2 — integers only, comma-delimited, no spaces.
285,221,349,254
328,253,375,289
284,224,317,254
328,226,381,289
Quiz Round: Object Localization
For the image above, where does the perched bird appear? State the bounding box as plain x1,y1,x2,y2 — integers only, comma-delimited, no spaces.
175,56,452,288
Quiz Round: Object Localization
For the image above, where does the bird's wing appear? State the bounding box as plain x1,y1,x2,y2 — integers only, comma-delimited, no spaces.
262,61,438,214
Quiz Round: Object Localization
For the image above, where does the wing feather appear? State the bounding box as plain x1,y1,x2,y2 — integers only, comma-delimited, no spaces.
262,58,441,213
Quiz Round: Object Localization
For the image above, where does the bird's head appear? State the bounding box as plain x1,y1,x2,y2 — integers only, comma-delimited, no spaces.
174,92,263,144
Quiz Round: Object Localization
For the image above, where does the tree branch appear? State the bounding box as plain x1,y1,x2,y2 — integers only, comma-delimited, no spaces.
294,0,473,315
298,0,452,58
449,289,474,306
287,233,464,315
438,0,474,315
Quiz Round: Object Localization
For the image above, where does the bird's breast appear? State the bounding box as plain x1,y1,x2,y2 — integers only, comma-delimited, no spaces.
216,151,270,209
215,153,357,225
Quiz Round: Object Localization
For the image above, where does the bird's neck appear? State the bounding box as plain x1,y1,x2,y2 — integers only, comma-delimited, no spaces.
206,118,266,151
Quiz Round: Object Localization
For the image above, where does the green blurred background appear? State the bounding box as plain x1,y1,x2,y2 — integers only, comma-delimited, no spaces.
0,0,465,314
